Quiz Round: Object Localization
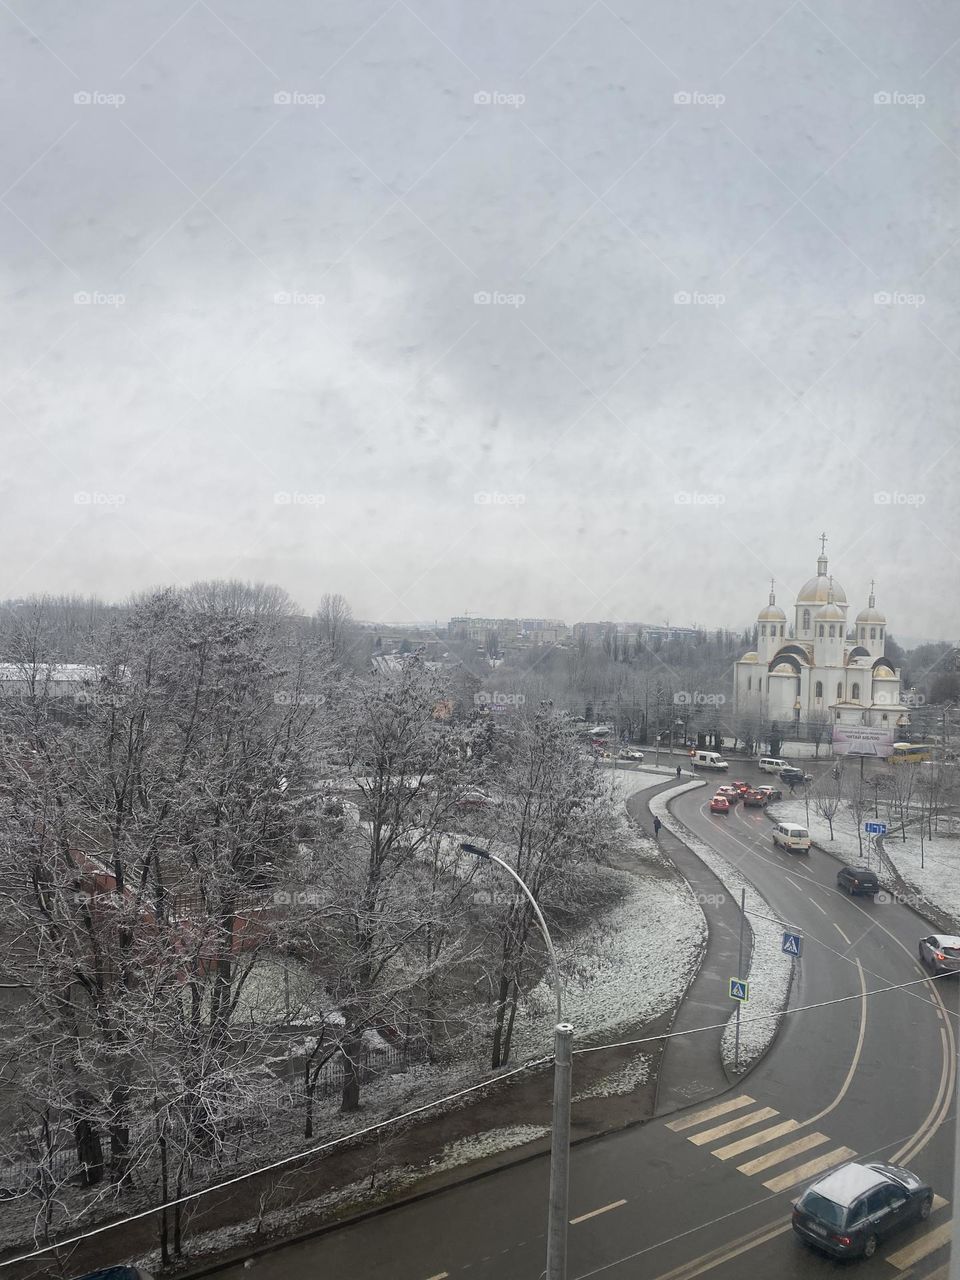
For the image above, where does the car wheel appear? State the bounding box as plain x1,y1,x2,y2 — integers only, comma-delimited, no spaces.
863,1234,878,1259
919,947,929,967
920,1195,933,1220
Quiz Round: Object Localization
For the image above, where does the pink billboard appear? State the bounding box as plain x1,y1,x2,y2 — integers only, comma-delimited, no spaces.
832,726,895,757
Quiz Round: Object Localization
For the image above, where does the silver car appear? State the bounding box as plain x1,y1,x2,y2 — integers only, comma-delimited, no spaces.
919,934,960,975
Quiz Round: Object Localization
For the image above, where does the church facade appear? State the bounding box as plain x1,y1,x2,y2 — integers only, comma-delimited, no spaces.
733,539,908,739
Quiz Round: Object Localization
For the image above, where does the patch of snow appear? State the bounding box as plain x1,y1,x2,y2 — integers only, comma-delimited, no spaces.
427,1124,549,1172
573,1054,652,1102
514,790,705,1056
651,782,793,1073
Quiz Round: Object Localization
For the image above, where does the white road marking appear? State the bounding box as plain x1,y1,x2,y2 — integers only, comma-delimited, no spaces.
712,1119,800,1160
688,1107,779,1146
763,1146,857,1192
666,1095,755,1132
425,1273,449,1279
834,922,851,944
886,1218,953,1269
736,1131,829,1174
809,898,828,915
571,1198,627,1224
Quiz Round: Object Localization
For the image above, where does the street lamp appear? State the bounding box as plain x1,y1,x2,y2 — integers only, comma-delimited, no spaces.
461,842,571,1280
793,696,802,740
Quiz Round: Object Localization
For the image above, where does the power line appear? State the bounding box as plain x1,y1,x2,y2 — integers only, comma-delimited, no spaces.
3,965,951,1266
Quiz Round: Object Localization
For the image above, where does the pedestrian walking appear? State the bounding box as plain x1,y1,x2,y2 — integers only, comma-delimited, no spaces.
676,764,682,779
653,816,662,839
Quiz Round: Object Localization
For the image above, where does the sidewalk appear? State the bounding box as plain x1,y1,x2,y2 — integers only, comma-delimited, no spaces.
625,779,749,1116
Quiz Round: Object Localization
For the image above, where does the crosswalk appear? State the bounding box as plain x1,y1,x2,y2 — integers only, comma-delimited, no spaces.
665,1094,953,1271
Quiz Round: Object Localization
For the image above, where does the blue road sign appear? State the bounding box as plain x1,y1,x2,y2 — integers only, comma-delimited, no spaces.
729,978,749,1002
864,821,888,835
782,931,802,957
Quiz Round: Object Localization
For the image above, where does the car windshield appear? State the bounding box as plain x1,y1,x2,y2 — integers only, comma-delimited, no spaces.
799,1191,845,1228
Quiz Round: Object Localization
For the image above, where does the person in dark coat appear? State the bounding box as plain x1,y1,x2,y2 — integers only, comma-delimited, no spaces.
653,816,662,839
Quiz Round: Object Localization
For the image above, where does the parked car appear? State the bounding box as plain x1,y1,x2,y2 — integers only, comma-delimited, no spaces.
792,1161,933,1259
837,866,880,896
756,784,782,801
918,934,960,974
772,822,811,853
709,794,730,814
742,789,766,807
715,784,740,803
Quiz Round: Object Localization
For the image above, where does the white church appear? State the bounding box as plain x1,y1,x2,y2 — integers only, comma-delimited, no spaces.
733,536,908,738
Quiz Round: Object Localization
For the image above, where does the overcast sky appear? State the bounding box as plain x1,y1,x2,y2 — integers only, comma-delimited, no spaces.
2,2,958,640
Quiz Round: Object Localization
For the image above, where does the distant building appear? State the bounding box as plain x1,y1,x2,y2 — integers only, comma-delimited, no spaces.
0,662,104,698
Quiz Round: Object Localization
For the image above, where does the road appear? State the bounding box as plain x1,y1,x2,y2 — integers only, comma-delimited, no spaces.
217,760,960,1280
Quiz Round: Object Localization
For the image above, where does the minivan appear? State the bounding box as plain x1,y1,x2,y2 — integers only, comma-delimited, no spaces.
691,750,728,771
773,822,812,853
759,757,789,774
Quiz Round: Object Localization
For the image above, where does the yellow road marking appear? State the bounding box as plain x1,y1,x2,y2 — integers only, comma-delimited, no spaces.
571,1198,627,1225
666,1095,755,1132
885,1219,953,1270
736,1132,828,1174
688,1107,779,1146
762,1146,856,1192
712,1119,800,1160
932,1194,949,1212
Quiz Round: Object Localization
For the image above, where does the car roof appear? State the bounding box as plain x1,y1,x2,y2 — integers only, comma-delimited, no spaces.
780,822,807,831
807,1162,889,1206
842,865,877,874
930,934,960,947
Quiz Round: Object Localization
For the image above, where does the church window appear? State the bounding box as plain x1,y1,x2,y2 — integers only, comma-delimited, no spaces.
837,682,843,700
835,710,841,721
882,713,888,722
802,609,811,630
747,676,751,691
879,628,884,642
818,624,824,638
815,681,823,698
829,625,836,639
780,624,784,636
852,683,860,701
760,624,766,637
860,627,866,641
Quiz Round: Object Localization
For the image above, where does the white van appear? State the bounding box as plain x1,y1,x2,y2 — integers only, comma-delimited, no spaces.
759,757,789,775
691,750,729,771
772,822,812,853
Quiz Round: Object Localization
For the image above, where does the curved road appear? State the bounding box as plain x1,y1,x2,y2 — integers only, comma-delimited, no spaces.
216,764,960,1280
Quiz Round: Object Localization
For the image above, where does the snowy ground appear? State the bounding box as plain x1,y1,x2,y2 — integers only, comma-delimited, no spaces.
513,774,705,1058
769,797,960,926
650,782,795,1074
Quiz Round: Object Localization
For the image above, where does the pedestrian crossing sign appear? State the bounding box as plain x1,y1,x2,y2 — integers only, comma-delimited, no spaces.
781,931,802,956
729,978,749,1002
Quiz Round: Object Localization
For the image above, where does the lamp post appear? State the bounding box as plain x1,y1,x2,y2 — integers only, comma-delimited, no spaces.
793,696,802,740
461,842,571,1280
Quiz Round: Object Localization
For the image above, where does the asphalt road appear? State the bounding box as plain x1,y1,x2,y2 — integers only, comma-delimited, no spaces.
218,761,960,1280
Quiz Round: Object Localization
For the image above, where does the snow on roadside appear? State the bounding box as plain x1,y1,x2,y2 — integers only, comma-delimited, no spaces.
771,797,960,925
573,1054,651,1102
514,773,705,1057
650,782,794,1073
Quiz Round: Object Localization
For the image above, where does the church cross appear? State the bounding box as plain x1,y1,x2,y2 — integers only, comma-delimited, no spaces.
819,532,828,555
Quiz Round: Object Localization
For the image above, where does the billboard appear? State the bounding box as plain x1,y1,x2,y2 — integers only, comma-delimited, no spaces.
832,726,895,757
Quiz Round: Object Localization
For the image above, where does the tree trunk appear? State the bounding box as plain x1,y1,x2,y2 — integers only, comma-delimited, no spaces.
490,967,512,1070
340,1037,363,1113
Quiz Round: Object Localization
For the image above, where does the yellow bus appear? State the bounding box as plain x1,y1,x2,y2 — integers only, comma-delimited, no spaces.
890,742,933,764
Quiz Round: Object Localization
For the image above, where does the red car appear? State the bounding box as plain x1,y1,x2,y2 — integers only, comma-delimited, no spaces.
742,789,766,807
715,784,739,804
732,780,751,796
710,794,730,814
